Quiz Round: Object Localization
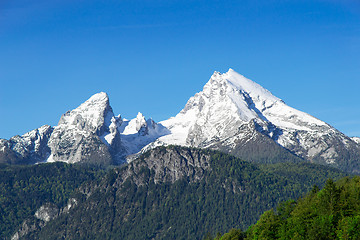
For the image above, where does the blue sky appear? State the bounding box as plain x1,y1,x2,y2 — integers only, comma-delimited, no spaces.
1,0,359,139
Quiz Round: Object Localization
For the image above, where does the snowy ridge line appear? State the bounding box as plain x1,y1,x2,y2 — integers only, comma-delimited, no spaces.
1,69,360,173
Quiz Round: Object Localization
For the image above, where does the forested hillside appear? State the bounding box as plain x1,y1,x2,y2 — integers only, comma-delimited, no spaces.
24,146,347,240
0,163,104,239
213,176,360,240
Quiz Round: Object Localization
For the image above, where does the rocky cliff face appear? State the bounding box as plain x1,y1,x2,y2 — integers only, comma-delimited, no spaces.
0,125,53,164
11,198,78,240
0,93,167,165
46,92,123,165
13,146,348,240
120,112,170,161
0,69,359,172
153,69,360,172
115,146,211,186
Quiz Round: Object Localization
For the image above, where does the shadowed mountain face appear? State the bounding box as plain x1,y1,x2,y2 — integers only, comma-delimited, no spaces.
1,70,359,172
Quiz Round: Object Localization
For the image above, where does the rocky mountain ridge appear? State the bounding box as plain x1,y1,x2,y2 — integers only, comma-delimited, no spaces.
1,69,359,172
0,92,167,166
0,125,53,164
154,69,360,172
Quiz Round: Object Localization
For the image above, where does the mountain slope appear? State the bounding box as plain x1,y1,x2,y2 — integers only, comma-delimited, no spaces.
24,146,347,240
0,162,102,240
0,125,53,164
0,93,167,166
47,92,123,165
1,69,359,172
151,69,360,173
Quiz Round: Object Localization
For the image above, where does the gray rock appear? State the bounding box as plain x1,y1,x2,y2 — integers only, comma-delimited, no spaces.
0,125,53,164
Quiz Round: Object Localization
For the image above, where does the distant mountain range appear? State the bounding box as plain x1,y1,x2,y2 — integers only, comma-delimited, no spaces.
1,69,359,173
3,69,360,239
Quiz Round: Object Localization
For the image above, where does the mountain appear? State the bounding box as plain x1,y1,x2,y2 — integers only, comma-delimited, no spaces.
149,69,360,173
1,69,359,172
12,146,347,240
352,137,360,145
2,69,359,239
0,92,167,166
120,112,169,159
0,125,53,164
46,92,122,165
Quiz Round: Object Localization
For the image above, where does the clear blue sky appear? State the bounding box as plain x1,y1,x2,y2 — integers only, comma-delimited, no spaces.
1,0,359,139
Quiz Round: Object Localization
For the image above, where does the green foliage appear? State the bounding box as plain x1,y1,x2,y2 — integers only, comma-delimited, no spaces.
32,146,346,240
0,162,103,239
216,229,245,240
240,176,360,240
250,209,281,240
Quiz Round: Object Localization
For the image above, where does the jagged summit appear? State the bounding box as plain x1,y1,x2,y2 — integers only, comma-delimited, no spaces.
47,92,118,164
46,93,167,164
212,68,282,104
1,70,360,173
154,69,360,172
70,92,110,114
200,69,326,129
87,91,109,101
122,112,147,135
197,69,281,123
160,69,326,147
0,125,53,164
58,92,112,134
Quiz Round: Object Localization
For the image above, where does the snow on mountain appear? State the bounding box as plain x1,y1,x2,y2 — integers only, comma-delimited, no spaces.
46,92,168,164
0,92,167,165
0,125,53,164
151,69,360,172
121,112,147,135
352,137,360,145
57,92,113,134
157,69,319,144
120,112,169,159
11,125,53,157
1,69,359,172
46,92,120,164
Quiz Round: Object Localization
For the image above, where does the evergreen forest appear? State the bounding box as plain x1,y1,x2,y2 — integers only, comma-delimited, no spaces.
1,146,357,239
0,162,104,239
212,176,360,240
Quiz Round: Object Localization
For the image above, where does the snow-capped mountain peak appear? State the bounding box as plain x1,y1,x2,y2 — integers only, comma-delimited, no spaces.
58,92,113,134
0,125,53,164
122,112,147,135
159,69,285,146
119,113,169,160
1,70,360,173
46,92,122,164
216,68,281,103
154,69,360,172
